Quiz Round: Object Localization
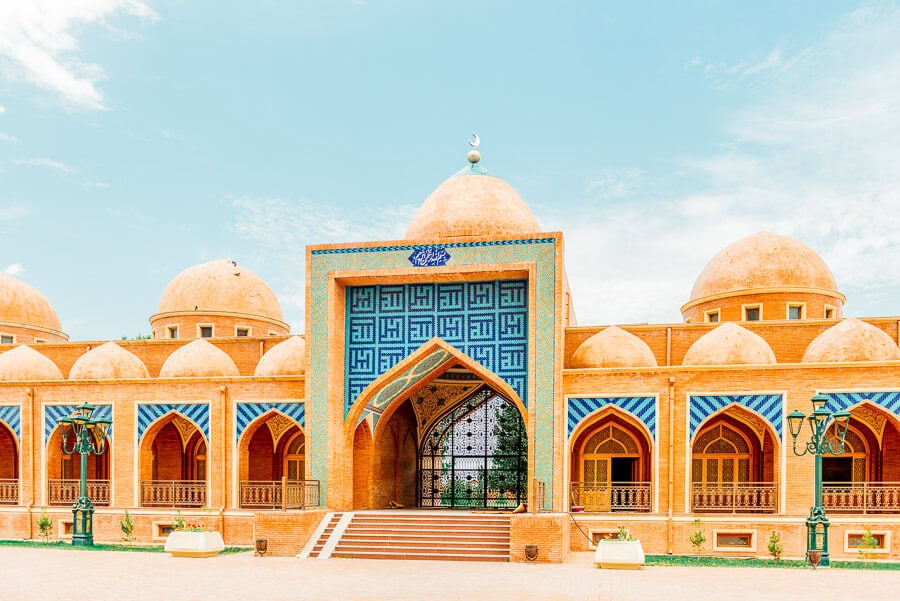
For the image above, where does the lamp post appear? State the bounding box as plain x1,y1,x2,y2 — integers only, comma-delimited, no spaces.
58,403,111,546
787,393,851,568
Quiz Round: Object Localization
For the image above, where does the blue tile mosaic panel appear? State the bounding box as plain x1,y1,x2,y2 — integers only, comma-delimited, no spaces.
344,280,528,414
235,402,305,441
0,405,20,441
567,397,657,439
689,395,783,441
818,392,900,417
137,404,209,444
44,404,112,443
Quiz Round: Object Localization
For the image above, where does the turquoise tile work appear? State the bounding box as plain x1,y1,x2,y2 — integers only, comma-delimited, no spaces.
308,237,558,506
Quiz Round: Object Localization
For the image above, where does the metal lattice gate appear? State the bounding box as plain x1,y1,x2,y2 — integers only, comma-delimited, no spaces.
419,388,527,508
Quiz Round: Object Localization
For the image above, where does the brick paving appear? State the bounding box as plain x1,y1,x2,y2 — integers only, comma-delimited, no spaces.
0,548,897,601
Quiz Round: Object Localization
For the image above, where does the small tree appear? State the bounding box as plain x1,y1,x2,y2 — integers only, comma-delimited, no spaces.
767,530,783,562
858,526,879,566
36,508,53,543
689,519,706,554
120,510,136,547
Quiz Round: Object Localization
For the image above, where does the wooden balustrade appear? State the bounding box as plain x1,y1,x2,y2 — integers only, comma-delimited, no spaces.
239,479,320,509
0,478,18,504
691,482,776,513
48,479,110,506
824,482,900,514
141,480,206,507
569,482,651,512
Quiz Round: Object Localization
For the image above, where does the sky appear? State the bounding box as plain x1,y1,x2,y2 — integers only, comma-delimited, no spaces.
2,1,900,341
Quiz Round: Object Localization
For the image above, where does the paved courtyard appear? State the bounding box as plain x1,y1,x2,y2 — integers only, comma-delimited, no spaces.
0,547,896,601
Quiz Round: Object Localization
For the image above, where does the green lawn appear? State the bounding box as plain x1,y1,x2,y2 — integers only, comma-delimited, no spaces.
0,539,250,554
645,554,900,570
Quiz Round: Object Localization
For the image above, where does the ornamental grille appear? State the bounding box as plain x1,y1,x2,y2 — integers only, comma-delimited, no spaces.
419,388,526,508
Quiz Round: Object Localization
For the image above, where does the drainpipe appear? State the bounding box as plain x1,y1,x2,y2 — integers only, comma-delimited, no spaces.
667,374,675,554
219,386,227,512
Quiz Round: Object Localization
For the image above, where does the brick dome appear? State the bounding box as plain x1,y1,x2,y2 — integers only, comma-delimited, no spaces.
0,272,67,342
0,345,63,381
802,318,900,363
160,339,239,377
150,259,289,340
69,341,149,380
682,323,777,366
405,165,541,240
254,335,305,376
570,326,658,368
689,232,838,300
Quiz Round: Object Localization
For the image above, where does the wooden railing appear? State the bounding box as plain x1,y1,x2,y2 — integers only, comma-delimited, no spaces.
0,478,17,504
141,480,206,507
569,482,652,512
824,482,900,514
49,479,110,506
240,479,320,510
691,482,776,513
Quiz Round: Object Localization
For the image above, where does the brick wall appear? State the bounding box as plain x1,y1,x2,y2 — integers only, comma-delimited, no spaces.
510,513,570,563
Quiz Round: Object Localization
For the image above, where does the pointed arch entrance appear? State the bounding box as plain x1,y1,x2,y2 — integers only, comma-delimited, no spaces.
569,409,652,512
420,387,527,508
47,424,110,506
238,410,306,509
823,404,900,513
0,422,18,504
690,407,778,513
139,413,207,507
347,339,530,510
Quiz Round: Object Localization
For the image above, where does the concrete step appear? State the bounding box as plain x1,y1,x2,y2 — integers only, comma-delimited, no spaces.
330,549,509,562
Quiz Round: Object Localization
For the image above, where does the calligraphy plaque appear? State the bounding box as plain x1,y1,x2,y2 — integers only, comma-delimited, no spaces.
408,246,451,267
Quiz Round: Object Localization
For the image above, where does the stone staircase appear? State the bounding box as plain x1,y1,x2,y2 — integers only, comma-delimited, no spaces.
300,511,511,562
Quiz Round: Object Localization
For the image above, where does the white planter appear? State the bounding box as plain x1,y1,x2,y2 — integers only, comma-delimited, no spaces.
165,531,225,558
594,539,645,569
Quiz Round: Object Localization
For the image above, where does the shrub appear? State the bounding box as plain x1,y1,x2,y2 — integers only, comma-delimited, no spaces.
37,509,52,543
120,510,136,546
767,530,783,562
858,526,879,566
689,519,706,554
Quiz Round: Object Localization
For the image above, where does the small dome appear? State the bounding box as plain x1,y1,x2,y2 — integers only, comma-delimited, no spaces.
0,272,66,339
405,166,541,240
682,323,777,366
155,259,284,321
254,336,306,376
160,339,240,377
802,318,900,363
690,232,838,301
570,326,658,368
69,341,149,380
0,346,63,381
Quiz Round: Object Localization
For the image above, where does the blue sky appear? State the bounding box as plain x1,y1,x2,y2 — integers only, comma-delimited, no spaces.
2,1,900,340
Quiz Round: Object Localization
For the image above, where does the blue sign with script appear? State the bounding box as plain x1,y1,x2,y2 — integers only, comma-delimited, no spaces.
408,246,451,267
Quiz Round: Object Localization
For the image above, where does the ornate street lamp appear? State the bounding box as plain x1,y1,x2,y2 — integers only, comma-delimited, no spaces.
58,403,111,546
787,393,851,567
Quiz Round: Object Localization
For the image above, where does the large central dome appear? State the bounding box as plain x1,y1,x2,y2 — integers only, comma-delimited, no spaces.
405,161,541,241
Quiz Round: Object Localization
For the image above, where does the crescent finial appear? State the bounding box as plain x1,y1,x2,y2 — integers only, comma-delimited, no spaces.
468,133,480,149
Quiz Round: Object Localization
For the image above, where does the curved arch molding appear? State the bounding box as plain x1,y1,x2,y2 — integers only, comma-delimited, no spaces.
690,395,782,441
44,404,112,443
137,403,209,444
567,397,657,440
0,405,20,441
235,402,305,442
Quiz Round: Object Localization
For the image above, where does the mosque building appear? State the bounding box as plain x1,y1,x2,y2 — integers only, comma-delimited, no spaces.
0,143,898,561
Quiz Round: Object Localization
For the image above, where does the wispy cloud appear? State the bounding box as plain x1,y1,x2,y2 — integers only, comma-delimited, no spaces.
0,205,32,221
3,263,25,276
0,132,18,143
554,4,900,325
13,157,78,173
81,180,111,188
230,196,416,329
0,1,158,110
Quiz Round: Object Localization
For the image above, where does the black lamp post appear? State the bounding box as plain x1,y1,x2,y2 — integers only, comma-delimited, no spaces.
58,403,111,546
787,393,851,567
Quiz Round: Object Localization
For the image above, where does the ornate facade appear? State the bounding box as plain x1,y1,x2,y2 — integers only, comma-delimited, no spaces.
1,148,898,560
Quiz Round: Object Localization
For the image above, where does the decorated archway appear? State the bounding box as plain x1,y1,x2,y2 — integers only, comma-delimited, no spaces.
569,408,652,512
237,411,305,509
46,424,110,506
419,387,527,508
0,422,18,504
823,404,900,513
139,413,207,507
690,408,778,513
